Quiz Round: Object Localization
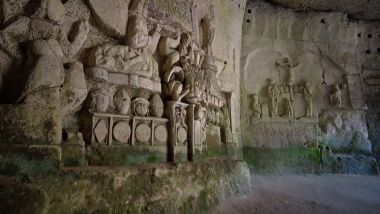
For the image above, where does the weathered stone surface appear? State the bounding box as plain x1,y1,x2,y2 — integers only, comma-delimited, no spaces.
247,121,318,148
87,0,130,37
0,176,48,214
60,62,88,117
322,151,379,175
319,108,372,154
28,159,250,214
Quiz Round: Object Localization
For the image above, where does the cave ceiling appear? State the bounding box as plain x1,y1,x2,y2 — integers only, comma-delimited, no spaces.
260,0,380,20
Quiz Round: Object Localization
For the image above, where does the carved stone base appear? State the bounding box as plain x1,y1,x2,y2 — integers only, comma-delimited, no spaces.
83,112,168,148
248,121,318,148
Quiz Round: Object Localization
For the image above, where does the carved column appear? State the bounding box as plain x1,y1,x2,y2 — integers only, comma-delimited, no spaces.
167,101,176,162
187,104,195,161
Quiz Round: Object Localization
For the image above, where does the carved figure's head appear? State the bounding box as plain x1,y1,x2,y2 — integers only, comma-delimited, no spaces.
132,97,149,116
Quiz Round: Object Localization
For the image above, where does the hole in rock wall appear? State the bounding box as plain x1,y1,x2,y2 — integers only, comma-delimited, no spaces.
368,34,372,38
62,130,68,141
320,19,326,24
248,9,252,14
358,33,362,38
366,49,371,54
377,48,380,53
247,19,250,23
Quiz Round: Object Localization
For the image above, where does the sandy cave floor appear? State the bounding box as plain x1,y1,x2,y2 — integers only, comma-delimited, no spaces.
214,174,380,214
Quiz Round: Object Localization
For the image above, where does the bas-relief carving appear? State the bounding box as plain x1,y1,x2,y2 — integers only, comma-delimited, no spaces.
0,0,89,61
302,82,313,117
0,0,231,164
330,84,342,108
267,78,280,118
251,59,316,122
249,94,262,122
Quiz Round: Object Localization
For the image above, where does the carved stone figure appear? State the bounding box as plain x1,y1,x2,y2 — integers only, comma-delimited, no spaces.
91,89,110,113
60,62,88,117
302,82,313,117
159,32,199,101
114,89,131,115
283,98,294,118
222,106,233,144
182,60,206,104
275,59,299,86
20,39,65,104
195,104,205,121
0,0,89,60
132,97,149,116
201,5,216,55
267,78,280,117
20,39,88,117
126,0,150,50
249,94,262,121
150,93,164,118
330,84,342,107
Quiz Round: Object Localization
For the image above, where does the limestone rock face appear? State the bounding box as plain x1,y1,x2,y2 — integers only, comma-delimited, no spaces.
60,62,88,117
23,39,65,103
46,0,66,25
87,0,130,37
319,109,372,154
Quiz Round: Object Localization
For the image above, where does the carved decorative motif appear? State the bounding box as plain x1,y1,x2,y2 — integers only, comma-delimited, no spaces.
150,93,164,118
135,123,151,144
113,121,131,143
155,125,168,144
93,119,108,144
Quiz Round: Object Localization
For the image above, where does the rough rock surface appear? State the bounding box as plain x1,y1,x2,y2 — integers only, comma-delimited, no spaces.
319,108,372,154
87,0,130,37
1,158,250,214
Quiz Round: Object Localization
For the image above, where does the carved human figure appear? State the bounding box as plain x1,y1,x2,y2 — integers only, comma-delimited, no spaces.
19,39,87,117
195,104,207,144
114,89,131,114
175,105,187,127
0,0,90,61
201,5,216,55
150,93,164,117
126,0,161,54
330,84,342,107
132,97,149,116
91,89,110,112
302,82,313,117
267,78,280,117
283,98,294,118
275,59,299,86
250,94,262,121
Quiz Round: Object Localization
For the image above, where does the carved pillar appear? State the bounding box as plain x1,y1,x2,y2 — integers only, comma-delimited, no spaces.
187,104,195,161
167,101,176,162
166,101,189,162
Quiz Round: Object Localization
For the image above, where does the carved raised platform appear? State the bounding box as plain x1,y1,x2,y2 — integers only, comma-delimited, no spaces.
84,112,168,147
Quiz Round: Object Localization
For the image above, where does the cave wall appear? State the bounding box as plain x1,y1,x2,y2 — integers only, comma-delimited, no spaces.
240,0,380,172
0,0,247,165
